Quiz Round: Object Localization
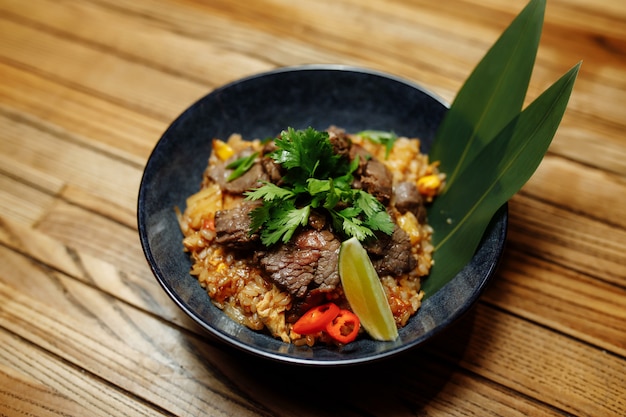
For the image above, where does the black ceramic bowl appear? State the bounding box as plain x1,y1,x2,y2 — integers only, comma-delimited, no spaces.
138,65,507,366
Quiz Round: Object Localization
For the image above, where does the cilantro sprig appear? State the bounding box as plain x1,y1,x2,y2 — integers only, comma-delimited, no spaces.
245,127,394,246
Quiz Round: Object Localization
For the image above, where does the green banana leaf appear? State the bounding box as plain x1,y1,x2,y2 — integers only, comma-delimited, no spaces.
429,0,544,191
422,63,580,296
422,0,580,296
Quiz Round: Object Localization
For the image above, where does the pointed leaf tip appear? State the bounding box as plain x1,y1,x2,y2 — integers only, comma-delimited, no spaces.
423,1,579,298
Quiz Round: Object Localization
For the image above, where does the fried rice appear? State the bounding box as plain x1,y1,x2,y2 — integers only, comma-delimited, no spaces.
177,127,443,345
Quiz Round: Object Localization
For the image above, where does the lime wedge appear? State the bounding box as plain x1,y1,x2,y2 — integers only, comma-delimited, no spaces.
338,237,399,341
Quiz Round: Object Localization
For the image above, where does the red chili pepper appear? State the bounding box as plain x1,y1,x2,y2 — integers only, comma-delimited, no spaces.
202,217,215,231
325,309,360,344
292,303,341,335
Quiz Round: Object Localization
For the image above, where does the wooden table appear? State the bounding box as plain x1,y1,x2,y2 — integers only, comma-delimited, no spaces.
1,0,624,415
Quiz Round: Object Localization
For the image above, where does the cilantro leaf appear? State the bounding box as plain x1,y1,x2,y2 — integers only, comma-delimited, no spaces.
322,179,341,210
330,209,375,242
354,190,382,217
338,206,362,218
245,182,294,201
272,127,343,180
364,211,396,235
248,203,271,234
260,201,311,245
306,178,331,195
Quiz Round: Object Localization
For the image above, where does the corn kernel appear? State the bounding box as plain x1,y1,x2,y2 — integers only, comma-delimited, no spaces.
397,212,421,245
417,174,441,197
213,139,234,161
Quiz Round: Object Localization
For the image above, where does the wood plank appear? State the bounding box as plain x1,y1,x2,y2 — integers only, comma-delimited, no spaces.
485,249,626,356
0,145,65,194
549,117,626,177
546,0,626,38
227,327,567,416
0,62,164,165
438,304,626,417
0,338,161,417
49,0,626,176
0,278,268,417
0,362,88,417
79,0,465,98
60,184,138,230
507,193,626,287
0,16,205,121
523,155,626,230
151,0,626,129
34,201,152,282
4,0,624,179
0,107,143,216
0,216,182,323
0,0,272,88
0,172,57,227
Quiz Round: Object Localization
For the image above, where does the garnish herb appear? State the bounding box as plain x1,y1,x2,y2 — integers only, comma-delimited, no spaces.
245,127,394,246
357,130,398,159
226,151,259,182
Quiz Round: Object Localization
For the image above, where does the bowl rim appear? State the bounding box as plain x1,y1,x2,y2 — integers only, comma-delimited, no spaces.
137,64,508,366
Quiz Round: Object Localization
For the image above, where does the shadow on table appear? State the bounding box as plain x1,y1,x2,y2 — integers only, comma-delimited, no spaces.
212,307,479,415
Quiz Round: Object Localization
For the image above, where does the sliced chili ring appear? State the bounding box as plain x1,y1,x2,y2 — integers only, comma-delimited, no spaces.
201,216,215,231
326,309,361,344
292,303,341,335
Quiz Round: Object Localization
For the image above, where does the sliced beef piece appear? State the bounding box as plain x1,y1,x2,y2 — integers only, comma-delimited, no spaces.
206,148,253,188
349,143,371,177
205,162,227,189
349,143,394,204
256,229,341,298
214,202,260,249
262,138,279,154
261,156,283,184
307,231,341,289
363,229,392,257
260,141,284,184
223,162,268,194
360,158,393,204
206,148,268,194
327,127,351,159
393,181,427,223
308,209,327,231
369,226,416,276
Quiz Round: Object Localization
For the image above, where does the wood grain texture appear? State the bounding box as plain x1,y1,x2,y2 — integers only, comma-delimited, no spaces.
0,0,624,415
